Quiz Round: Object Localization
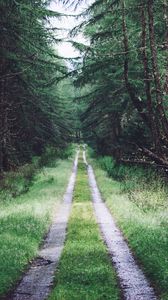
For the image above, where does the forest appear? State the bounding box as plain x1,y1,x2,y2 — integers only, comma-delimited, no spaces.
0,0,75,172
73,0,168,168
0,0,168,300
0,0,168,171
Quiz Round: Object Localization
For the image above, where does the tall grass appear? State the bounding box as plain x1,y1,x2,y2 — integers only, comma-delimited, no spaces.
92,154,168,299
0,144,75,203
97,156,168,211
0,156,73,297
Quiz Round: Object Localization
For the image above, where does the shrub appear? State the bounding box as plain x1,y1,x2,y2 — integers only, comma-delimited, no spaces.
87,147,97,158
0,144,75,202
39,144,75,168
97,155,168,211
0,163,37,201
98,156,116,177
59,144,75,159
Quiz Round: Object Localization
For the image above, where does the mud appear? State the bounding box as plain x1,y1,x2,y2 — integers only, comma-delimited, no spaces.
84,151,157,300
11,153,79,300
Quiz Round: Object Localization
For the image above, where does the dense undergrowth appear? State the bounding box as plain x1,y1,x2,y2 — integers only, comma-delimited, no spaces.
0,147,74,297
97,155,168,212
90,152,168,300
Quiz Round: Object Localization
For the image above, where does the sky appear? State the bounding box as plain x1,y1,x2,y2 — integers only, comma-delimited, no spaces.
49,0,93,59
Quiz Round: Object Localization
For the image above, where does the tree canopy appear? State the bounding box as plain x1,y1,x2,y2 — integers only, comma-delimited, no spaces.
72,0,168,167
0,0,75,171
1,0,168,170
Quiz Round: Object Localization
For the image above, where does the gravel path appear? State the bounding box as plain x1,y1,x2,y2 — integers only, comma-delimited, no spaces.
11,153,79,300
84,151,157,300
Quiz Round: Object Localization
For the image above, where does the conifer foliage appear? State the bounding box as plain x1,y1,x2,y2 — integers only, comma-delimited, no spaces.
73,0,168,167
1,0,168,170
0,0,73,171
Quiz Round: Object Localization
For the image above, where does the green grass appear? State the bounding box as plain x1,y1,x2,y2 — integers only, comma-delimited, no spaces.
97,156,168,211
49,158,119,300
92,158,168,300
0,158,73,297
0,162,38,201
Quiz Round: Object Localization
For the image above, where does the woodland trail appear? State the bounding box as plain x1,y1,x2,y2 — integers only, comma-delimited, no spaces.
84,151,157,300
7,150,158,300
10,153,79,300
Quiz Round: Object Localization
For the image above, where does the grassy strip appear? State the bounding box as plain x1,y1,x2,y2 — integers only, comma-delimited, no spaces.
92,159,168,300
0,145,75,202
0,158,73,297
49,158,119,300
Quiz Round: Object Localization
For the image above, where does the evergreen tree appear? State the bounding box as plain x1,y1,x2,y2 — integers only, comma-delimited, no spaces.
71,0,168,166
0,0,74,171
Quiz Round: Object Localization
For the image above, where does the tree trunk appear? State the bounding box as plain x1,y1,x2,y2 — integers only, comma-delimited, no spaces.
0,77,10,171
163,0,168,94
141,4,162,154
147,0,168,137
121,0,150,128
0,49,10,171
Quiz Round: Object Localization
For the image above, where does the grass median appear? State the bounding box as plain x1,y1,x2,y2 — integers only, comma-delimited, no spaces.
49,158,119,300
0,158,73,297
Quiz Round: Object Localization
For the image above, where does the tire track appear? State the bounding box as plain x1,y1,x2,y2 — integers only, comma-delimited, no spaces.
84,151,157,300
10,152,79,300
